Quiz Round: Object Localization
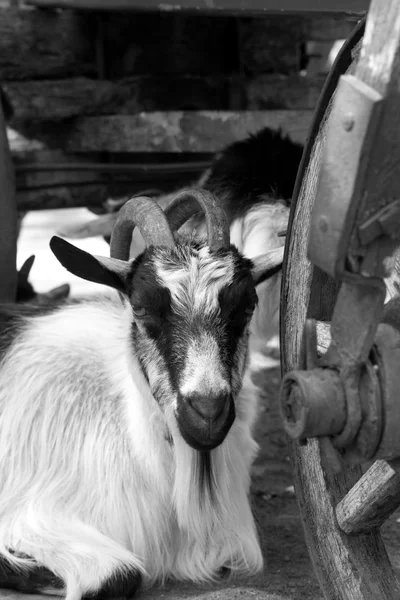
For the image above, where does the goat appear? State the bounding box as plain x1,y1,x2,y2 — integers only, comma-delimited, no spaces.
17,255,70,305
0,189,284,600
58,128,303,364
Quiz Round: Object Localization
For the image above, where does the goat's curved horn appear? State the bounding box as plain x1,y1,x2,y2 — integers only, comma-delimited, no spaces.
110,196,175,260
165,188,230,251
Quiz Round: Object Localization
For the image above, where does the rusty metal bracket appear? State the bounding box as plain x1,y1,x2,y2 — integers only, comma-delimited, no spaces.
307,74,383,280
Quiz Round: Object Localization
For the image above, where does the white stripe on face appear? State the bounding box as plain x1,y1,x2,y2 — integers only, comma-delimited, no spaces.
179,333,230,398
155,246,235,317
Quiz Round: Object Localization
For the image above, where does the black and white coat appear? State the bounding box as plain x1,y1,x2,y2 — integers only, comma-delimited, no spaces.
0,214,283,600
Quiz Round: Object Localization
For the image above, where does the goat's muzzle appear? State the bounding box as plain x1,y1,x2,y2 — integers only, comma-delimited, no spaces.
177,392,235,451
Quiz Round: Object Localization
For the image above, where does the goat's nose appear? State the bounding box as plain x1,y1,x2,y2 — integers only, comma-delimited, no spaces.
188,392,231,422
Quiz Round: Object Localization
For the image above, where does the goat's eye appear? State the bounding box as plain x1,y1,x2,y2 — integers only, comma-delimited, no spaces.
133,306,147,318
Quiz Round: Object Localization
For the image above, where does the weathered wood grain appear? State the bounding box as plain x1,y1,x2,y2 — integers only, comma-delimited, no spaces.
246,74,325,109
307,15,360,40
10,147,207,210
47,111,313,153
16,184,108,211
0,6,364,83
348,0,400,279
25,0,370,15
336,460,400,534
4,78,138,120
0,7,95,80
0,8,235,81
0,91,17,302
4,74,327,121
280,10,400,599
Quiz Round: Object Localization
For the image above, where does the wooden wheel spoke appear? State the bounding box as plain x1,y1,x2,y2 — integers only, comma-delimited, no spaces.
336,460,400,535
280,2,400,596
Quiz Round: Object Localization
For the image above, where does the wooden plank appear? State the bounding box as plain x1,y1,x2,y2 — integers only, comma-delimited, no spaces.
336,460,400,534
50,110,313,153
10,147,209,209
26,0,370,16
16,184,108,211
0,7,95,80
0,87,17,302
4,75,326,121
0,8,234,80
307,15,360,40
4,76,233,121
246,74,325,109
4,78,132,120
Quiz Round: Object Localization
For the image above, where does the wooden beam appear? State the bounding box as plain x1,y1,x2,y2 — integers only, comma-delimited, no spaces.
5,78,131,121
0,7,95,80
246,75,325,110
4,76,233,121
0,7,237,81
26,0,370,16
336,460,400,534
47,110,313,153
307,15,361,40
4,75,326,121
10,148,209,210
16,184,108,211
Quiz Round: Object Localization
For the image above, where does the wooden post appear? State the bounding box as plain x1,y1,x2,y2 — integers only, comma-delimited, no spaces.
0,90,17,303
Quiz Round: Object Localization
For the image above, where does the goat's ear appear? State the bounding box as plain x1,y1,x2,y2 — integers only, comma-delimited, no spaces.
251,247,284,286
50,236,131,293
18,255,35,282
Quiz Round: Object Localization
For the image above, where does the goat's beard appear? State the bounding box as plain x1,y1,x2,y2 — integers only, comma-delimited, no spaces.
163,402,262,580
164,405,229,536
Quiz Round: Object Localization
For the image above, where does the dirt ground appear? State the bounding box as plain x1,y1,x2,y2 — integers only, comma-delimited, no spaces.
9,209,400,600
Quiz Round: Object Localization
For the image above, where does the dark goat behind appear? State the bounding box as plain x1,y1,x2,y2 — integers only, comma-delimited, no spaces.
203,127,304,220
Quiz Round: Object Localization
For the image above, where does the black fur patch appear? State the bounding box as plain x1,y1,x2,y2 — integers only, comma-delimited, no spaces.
204,127,303,221
0,555,63,595
0,555,141,599
218,254,258,364
92,569,142,599
197,451,216,505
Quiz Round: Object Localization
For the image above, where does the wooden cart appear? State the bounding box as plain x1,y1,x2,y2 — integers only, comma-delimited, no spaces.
3,1,400,599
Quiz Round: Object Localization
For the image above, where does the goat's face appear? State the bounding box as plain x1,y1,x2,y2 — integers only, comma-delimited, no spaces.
50,190,283,452
127,241,257,450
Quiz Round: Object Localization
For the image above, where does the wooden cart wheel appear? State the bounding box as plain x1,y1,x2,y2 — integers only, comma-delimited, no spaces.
280,16,400,600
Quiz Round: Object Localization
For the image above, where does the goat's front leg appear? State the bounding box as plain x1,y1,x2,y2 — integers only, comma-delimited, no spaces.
0,513,144,600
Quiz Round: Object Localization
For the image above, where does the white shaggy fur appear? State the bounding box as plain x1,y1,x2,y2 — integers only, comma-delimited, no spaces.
179,334,230,398
229,200,288,365
0,295,263,600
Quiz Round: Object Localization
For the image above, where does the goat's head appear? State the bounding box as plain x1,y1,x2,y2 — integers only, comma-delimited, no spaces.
50,189,283,451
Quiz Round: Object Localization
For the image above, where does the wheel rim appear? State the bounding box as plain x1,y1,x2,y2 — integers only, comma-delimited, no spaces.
279,16,400,600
